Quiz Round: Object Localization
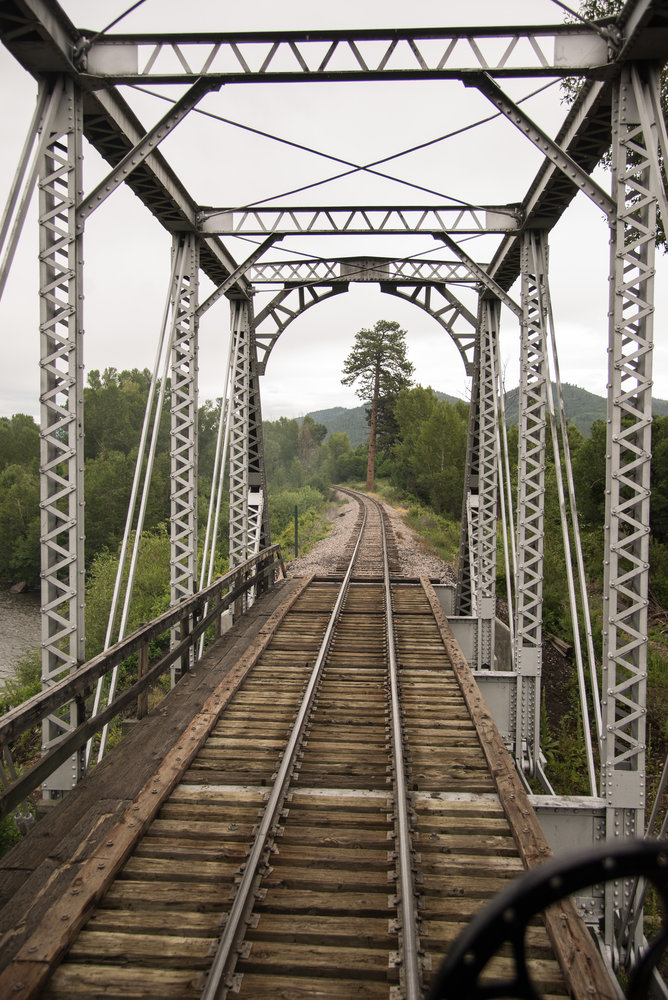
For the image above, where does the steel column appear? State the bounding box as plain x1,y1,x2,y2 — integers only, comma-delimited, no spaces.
602,64,655,950
38,76,85,795
170,233,199,608
455,298,499,670
229,299,270,572
514,231,549,775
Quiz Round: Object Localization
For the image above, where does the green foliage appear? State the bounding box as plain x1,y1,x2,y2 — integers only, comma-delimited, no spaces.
341,320,414,403
0,414,39,473
84,526,172,659
0,650,41,716
390,386,468,520
0,465,40,584
341,319,415,489
269,485,325,536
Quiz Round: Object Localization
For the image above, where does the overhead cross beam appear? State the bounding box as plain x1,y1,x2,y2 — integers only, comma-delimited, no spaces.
247,258,485,285
198,205,523,236
77,26,614,83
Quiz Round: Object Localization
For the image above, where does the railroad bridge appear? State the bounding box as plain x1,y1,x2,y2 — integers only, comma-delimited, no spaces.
1,0,668,996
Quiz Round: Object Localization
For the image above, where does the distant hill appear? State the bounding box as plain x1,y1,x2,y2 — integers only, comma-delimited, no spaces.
504,383,668,438
306,384,668,444
307,391,463,447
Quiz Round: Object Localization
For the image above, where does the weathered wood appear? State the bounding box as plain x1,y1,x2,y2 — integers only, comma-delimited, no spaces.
0,575,313,1000
420,577,617,1000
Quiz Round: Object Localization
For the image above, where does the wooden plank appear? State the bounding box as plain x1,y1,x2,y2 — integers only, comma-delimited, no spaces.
68,929,215,967
250,913,392,948
234,972,391,999
43,963,202,999
420,578,618,1000
0,575,314,1000
239,940,394,977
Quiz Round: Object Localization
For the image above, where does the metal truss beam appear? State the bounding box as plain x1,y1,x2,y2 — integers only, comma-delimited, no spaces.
455,298,499,671
514,230,550,778
247,257,483,285
228,300,270,571
0,3,250,298
196,236,280,318
467,73,616,220
38,76,85,795
79,25,614,83
170,234,199,608
380,283,477,376
228,303,251,569
197,205,522,236
254,285,348,374
436,234,521,317
602,63,656,950
254,279,478,377
77,78,217,228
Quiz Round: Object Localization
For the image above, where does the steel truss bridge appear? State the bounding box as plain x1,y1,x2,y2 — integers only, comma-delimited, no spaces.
1,0,668,995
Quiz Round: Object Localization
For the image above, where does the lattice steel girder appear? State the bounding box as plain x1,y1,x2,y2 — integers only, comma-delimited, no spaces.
228,299,270,569
38,76,85,794
170,234,199,607
228,302,251,569
514,230,550,775
78,25,615,83
247,258,484,285
454,297,500,659
602,65,655,904
197,206,522,236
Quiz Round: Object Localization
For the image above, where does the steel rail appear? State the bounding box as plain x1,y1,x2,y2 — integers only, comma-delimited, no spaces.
334,485,422,996
379,497,422,1000
201,494,369,1000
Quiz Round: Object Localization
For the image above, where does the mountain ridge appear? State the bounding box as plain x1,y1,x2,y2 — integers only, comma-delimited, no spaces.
305,384,668,444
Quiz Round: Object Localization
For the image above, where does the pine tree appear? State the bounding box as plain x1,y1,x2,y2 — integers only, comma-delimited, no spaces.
341,320,414,491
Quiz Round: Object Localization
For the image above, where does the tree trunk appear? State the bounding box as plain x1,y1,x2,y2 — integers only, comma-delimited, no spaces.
366,362,380,491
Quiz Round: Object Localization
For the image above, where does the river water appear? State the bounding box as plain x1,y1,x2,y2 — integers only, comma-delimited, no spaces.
0,586,41,682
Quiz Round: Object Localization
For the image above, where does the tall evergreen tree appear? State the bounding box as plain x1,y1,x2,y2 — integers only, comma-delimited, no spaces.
341,320,414,491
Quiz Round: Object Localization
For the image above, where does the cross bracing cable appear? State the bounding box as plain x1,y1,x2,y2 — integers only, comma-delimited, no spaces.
129,79,558,211
488,310,515,653
530,235,598,796
197,332,235,659
539,244,602,749
85,239,185,767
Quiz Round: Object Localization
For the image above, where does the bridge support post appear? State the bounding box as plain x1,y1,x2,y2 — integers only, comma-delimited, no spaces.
602,64,655,956
169,234,199,680
514,230,549,777
38,77,86,796
456,296,499,669
228,299,270,592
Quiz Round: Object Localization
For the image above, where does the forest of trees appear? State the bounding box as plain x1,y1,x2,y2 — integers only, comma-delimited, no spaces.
2,349,668,840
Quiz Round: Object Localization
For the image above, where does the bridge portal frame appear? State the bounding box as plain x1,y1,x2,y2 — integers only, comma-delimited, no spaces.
1,5,666,957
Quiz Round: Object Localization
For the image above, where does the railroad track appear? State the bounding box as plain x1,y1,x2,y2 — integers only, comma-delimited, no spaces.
5,490,610,999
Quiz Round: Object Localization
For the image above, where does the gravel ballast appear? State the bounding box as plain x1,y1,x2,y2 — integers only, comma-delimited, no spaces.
286,490,457,584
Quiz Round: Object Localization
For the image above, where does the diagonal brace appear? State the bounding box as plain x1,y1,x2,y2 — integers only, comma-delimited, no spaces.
196,235,282,317
77,77,218,228
436,232,521,317
465,72,615,220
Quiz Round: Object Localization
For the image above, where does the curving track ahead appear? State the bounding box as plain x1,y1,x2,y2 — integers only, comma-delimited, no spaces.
2,489,614,1000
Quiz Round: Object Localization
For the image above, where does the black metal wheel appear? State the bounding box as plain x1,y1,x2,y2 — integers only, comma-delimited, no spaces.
427,840,668,1000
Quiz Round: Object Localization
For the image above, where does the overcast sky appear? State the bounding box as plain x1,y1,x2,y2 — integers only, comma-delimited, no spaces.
1,0,667,423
